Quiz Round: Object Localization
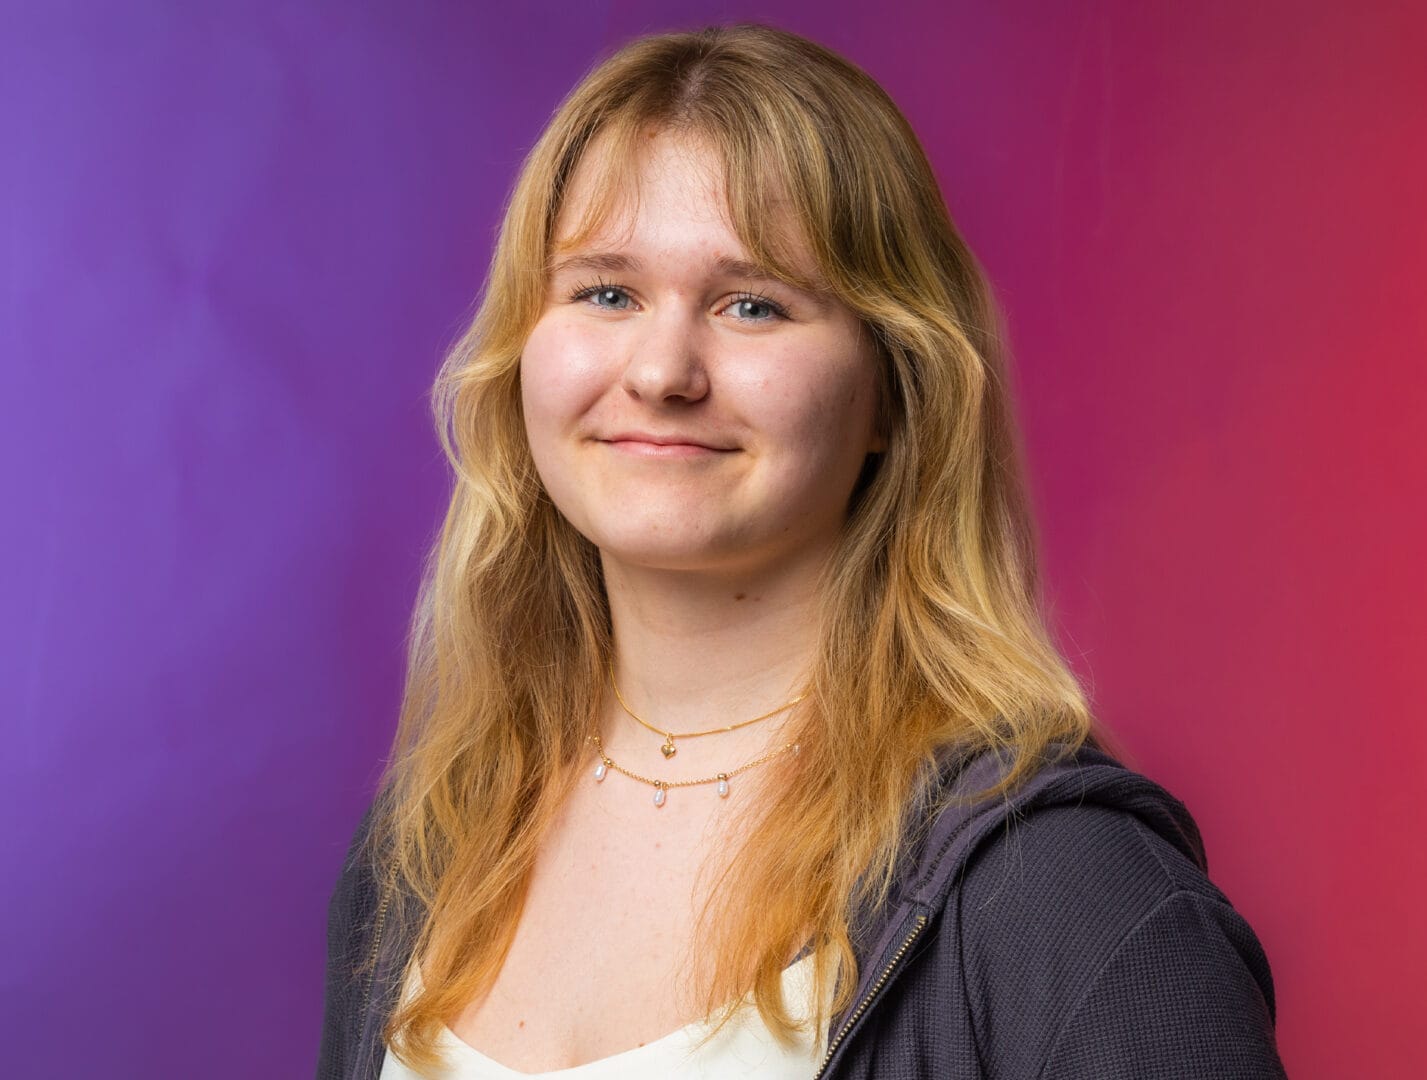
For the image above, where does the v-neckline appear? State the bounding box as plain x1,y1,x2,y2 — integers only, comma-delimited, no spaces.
434,950,818,1078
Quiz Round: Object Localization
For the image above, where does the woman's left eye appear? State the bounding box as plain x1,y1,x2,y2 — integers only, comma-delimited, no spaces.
721,294,789,322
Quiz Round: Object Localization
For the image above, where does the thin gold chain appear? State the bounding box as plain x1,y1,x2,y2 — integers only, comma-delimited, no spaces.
608,659,807,740
587,732,800,789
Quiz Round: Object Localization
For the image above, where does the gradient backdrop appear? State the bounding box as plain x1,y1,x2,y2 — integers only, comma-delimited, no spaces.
3,2,1423,1076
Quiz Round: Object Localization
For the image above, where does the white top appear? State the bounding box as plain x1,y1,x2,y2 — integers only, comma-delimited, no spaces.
378,952,826,1080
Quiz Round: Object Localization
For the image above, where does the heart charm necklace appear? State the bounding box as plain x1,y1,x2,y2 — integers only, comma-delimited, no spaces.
607,659,808,761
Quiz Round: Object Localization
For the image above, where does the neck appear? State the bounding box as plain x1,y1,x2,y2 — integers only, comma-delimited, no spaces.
597,541,830,761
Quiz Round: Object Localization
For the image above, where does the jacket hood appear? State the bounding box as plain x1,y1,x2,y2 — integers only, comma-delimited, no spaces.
834,739,1207,1033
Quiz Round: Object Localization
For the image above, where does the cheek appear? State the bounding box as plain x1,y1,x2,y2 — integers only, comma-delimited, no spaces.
743,350,878,455
520,317,609,435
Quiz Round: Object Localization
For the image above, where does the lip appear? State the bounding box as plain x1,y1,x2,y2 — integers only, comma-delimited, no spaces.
599,431,736,457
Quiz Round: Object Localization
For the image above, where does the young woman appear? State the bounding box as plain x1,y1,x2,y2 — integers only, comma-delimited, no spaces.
317,23,1287,1080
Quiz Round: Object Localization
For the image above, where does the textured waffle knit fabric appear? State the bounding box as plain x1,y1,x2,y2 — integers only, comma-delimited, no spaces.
316,740,1288,1079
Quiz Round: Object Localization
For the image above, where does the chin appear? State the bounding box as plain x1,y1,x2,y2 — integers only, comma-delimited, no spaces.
582,521,751,573
593,534,728,569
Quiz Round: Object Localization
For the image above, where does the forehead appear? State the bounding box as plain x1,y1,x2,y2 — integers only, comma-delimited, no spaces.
552,129,719,243
548,126,821,285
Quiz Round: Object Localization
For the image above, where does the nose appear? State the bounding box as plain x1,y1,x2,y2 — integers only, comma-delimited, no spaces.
619,308,710,404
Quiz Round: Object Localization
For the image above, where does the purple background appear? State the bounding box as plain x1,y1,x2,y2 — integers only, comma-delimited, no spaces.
4,3,1423,1076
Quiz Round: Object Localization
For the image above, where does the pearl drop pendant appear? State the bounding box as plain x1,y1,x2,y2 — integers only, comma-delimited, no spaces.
716,773,730,798
593,761,607,782
653,785,667,807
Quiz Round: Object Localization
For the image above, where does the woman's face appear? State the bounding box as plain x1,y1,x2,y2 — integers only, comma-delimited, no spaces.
520,129,883,576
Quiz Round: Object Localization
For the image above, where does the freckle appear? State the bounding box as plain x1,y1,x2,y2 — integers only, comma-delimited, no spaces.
654,841,661,848
518,1020,525,1029
734,592,746,601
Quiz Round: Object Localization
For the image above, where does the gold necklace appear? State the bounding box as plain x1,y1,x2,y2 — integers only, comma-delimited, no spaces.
587,732,800,807
607,660,808,760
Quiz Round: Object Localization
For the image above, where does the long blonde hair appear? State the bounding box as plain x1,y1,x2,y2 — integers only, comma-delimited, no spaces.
369,22,1105,1070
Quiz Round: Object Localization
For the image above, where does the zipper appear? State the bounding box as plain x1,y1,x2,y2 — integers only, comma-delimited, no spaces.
811,912,929,1080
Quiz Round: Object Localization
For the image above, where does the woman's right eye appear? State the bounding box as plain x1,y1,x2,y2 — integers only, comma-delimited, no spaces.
569,282,633,310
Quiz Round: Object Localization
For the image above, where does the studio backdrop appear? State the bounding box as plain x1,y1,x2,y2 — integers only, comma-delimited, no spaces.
2,2,1423,1077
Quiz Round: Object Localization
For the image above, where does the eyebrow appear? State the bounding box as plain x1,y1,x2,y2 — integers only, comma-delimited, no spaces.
548,250,801,287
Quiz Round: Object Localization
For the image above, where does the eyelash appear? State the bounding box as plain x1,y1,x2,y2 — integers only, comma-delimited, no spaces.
566,277,792,321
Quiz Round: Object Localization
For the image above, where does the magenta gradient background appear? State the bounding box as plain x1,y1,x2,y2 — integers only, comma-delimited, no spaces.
3,2,1423,1077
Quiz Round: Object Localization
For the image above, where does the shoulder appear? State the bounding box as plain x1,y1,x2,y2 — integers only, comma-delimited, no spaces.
955,798,1283,1078
324,798,384,970
956,798,1203,990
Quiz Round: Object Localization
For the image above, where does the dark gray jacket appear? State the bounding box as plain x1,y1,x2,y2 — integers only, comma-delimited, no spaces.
317,741,1287,1078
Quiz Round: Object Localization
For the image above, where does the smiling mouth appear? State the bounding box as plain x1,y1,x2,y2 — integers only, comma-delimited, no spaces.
601,439,734,458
